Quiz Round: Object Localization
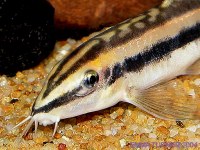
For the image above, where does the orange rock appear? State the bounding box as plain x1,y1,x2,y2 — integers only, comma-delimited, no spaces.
80,143,88,149
156,126,170,135
18,84,25,91
94,135,106,141
54,133,62,139
174,135,188,142
3,105,14,114
11,90,21,98
73,135,83,142
116,107,125,116
16,72,25,79
24,133,33,140
34,136,48,144
0,127,4,134
65,130,73,137
133,134,141,142
58,143,67,150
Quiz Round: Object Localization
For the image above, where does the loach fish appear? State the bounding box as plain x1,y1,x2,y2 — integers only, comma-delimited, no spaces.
13,0,200,137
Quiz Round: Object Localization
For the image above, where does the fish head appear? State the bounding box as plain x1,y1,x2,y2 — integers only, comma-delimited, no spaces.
31,53,122,125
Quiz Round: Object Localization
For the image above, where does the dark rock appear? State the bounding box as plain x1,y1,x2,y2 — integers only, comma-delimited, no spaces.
10,98,19,104
0,0,55,76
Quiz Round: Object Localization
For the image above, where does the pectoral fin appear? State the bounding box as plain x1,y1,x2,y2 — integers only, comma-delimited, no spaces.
127,80,200,120
185,59,200,75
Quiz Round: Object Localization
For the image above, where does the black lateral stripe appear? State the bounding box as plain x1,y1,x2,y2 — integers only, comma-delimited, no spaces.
32,86,82,114
107,23,200,85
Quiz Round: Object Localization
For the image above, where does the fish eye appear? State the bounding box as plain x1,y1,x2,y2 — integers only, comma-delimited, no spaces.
84,70,99,88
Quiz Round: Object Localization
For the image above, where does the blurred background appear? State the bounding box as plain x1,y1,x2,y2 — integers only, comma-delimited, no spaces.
50,0,163,39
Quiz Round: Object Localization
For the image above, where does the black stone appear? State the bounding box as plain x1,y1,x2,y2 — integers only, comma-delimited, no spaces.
10,98,19,104
176,120,185,128
0,0,55,76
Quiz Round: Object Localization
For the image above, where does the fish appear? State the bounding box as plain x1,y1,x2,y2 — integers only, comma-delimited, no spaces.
13,0,200,137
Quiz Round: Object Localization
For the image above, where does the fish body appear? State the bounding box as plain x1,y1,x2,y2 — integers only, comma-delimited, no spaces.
14,0,200,136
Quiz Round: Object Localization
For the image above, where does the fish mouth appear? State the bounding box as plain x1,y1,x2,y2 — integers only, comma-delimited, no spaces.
33,113,60,126
12,114,60,137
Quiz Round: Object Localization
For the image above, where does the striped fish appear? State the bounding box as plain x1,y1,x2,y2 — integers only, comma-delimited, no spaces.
14,0,200,136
